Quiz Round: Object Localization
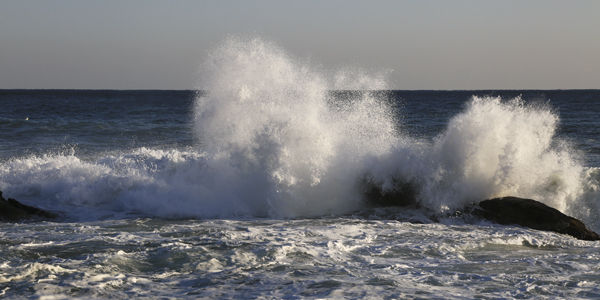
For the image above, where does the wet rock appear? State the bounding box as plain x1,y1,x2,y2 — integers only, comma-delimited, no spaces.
0,191,57,221
474,196,599,241
361,176,418,207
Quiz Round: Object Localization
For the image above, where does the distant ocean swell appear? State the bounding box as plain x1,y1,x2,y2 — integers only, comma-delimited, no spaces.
0,37,598,230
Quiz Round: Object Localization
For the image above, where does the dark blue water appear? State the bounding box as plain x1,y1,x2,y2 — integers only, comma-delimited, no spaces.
0,90,197,159
2,89,599,166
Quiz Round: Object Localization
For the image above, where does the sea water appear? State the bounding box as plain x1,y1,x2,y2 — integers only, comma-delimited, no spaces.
1,38,600,298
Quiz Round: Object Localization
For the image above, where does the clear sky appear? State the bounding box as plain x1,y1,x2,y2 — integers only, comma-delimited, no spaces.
1,0,599,90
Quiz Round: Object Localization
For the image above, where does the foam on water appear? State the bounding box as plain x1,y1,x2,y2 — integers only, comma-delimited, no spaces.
2,218,599,298
0,37,598,227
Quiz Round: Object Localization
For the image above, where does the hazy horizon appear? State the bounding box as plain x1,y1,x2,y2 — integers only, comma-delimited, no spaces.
2,88,600,92
1,0,599,90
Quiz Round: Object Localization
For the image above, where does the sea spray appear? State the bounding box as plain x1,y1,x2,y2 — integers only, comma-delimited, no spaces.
192,37,589,219
417,97,584,213
0,37,597,227
193,37,399,217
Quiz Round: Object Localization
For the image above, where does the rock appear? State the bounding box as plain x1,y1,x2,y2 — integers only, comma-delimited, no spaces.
0,191,57,221
361,176,418,207
474,196,599,241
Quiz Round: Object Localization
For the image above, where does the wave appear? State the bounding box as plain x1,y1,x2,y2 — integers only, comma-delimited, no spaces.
0,37,598,228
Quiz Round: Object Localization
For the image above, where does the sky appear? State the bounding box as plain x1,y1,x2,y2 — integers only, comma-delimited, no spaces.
1,0,599,90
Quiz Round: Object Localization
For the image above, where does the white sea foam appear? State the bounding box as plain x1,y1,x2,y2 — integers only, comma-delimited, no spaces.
0,37,598,226
3,218,598,298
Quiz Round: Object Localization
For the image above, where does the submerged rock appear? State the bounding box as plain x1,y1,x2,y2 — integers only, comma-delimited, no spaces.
474,196,599,241
0,191,57,221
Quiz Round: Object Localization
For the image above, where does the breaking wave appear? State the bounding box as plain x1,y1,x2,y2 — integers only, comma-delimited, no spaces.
0,37,598,228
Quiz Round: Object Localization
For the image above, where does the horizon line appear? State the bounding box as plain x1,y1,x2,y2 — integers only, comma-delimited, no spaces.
1,88,599,92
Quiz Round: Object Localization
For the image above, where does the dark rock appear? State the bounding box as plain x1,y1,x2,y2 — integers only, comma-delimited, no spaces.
474,196,599,241
0,190,57,221
361,176,418,207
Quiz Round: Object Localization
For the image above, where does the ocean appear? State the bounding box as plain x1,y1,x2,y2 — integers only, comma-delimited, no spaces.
1,88,599,299
1,40,600,298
